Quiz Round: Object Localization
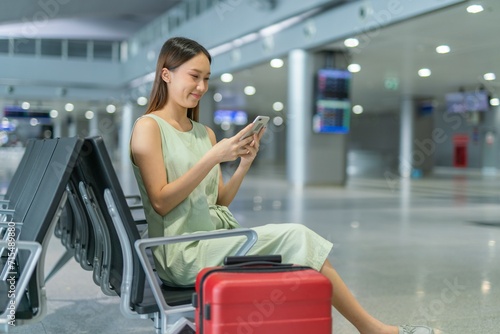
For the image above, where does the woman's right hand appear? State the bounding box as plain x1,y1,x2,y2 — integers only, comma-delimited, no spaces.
211,123,256,163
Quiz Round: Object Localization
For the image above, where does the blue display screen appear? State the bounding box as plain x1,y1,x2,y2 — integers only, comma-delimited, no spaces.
313,69,351,134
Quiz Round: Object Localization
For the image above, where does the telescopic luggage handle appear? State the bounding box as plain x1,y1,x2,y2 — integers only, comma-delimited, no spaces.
223,254,282,266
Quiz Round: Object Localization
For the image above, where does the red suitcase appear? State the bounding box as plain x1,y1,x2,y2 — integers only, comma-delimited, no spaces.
194,256,332,334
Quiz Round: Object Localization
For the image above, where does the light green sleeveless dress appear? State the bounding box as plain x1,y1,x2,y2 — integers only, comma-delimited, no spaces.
132,114,333,286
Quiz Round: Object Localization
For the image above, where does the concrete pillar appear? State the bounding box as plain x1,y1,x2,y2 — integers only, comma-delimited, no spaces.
67,115,77,138
119,102,134,194
287,49,311,187
52,117,62,138
89,111,99,137
399,97,414,178
483,105,499,175
287,49,348,187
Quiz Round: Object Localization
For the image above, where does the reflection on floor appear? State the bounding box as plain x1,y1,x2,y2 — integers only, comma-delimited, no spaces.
3,151,500,333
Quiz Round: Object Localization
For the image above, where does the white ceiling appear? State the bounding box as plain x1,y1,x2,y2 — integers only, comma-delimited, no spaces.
1,0,498,119
0,0,182,40
344,0,500,114
221,0,500,116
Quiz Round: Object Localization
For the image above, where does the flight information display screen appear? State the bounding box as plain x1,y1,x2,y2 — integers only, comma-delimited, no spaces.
313,69,351,134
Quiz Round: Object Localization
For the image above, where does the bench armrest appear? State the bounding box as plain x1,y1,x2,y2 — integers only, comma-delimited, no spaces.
0,240,42,328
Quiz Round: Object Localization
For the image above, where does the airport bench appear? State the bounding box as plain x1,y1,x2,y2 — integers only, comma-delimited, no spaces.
0,137,83,332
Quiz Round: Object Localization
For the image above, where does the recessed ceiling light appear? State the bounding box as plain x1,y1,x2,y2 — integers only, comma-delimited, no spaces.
221,121,231,131
466,4,484,14
273,116,284,126
270,58,284,68
490,98,499,106
244,86,256,95
348,63,361,73
352,105,364,114
137,96,148,106
49,110,58,118
65,103,74,112
418,68,432,77
220,73,233,83
85,110,94,120
213,93,222,102
106,104,116,113
273,102,284,111
484,73,496,81
344,38,359,48
436,45,451,54
21,102,30,110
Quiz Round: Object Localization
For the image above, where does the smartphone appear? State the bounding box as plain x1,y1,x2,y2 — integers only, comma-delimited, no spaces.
240,116,270,140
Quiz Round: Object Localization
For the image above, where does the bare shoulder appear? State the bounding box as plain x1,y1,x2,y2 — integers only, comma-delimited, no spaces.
131,116,161,156
132,117,160,142
134,115,159,131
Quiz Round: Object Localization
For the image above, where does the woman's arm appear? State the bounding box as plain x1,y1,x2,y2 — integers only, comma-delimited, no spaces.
131,117,255,216
213,126,266,207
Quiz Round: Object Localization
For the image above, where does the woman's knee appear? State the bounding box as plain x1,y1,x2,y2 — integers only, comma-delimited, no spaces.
282,223,314,238
282,223,310,233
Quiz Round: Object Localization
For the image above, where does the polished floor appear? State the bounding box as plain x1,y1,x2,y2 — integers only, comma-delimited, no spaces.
3,150,500,333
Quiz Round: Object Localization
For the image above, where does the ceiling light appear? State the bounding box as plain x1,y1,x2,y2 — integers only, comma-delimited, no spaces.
220,121,231,131
436,45,450,54
466,4,484,14
209,42,233,57
273,102,284,111
259,15,303,37
21,102,30,110
347,64,361,73
418,68,432,77
270,58,284,68
213,93,222,102
484,73,496,81
30,118,39,126
352,105,364,114
106,104,116,113
220,73,233,83
85,110,94,120
244,86,256,96
65,103,74,112
49,110,58,118
344,38,359,48
490,98,500,106
273,116,284,126
137,96,148,106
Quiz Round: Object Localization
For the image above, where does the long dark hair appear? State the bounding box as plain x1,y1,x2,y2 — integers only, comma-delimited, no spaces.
145,37,211,122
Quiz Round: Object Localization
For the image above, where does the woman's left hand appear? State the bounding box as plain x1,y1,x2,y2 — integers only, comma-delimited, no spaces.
239,127,266,167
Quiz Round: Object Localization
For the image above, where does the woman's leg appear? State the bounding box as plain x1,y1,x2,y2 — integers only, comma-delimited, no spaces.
321,260,398,334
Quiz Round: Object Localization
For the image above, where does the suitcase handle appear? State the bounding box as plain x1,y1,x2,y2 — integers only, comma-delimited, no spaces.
224,255,282,265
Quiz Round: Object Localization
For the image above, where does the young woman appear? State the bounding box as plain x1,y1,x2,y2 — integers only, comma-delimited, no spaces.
130,36,435,334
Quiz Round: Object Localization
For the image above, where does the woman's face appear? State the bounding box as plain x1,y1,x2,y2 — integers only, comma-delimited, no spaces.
164,52,211,110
